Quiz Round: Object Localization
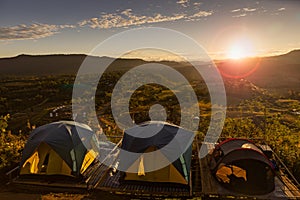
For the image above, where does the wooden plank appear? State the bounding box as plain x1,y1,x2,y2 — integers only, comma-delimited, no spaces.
280,173,300,198
198,141,218,195
200,154,218,194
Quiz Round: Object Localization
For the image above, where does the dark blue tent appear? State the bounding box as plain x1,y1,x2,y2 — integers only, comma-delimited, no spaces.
119,121,193,185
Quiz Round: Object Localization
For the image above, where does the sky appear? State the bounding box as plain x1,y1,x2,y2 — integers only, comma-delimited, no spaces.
0,0,299,60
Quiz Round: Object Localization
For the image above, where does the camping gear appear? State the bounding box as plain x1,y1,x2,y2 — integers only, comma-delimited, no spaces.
19,121,99,177
211,138,275,195
119,121,193,185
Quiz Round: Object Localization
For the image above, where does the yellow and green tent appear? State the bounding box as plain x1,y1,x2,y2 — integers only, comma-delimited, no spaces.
119,121,193,186
19,121,99,177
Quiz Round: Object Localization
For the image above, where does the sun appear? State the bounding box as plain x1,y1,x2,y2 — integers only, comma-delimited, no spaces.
227,45,246,59
226,39,255,60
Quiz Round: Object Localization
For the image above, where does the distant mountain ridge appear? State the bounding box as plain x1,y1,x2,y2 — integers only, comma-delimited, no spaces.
0,50,300,93
0,54,84,75
277,49,300,59
0,54,131,75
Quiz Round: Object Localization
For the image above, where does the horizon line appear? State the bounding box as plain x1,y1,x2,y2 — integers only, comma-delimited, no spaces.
0,48,299,62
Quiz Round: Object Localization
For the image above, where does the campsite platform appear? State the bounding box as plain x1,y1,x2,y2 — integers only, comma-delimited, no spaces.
98,171,191,197
8,138,300,199
88,139,300,199
12,179,87,193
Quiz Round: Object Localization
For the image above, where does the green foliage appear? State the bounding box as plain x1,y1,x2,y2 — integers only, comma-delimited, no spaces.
0,114,26,169
0,114,9,132
222,117,264,139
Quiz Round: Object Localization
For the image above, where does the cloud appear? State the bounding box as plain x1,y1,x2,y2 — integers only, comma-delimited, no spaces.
278,7,286,11
0,23,75,41
185,11,213,21
193,2,202,6
177,0,189,7
231,9,241,13
79,9,213,29
243,8,257,12
231,7,258,17
188,11,213,19
59,24,76,29
0,23,58,41
231,8,257,13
